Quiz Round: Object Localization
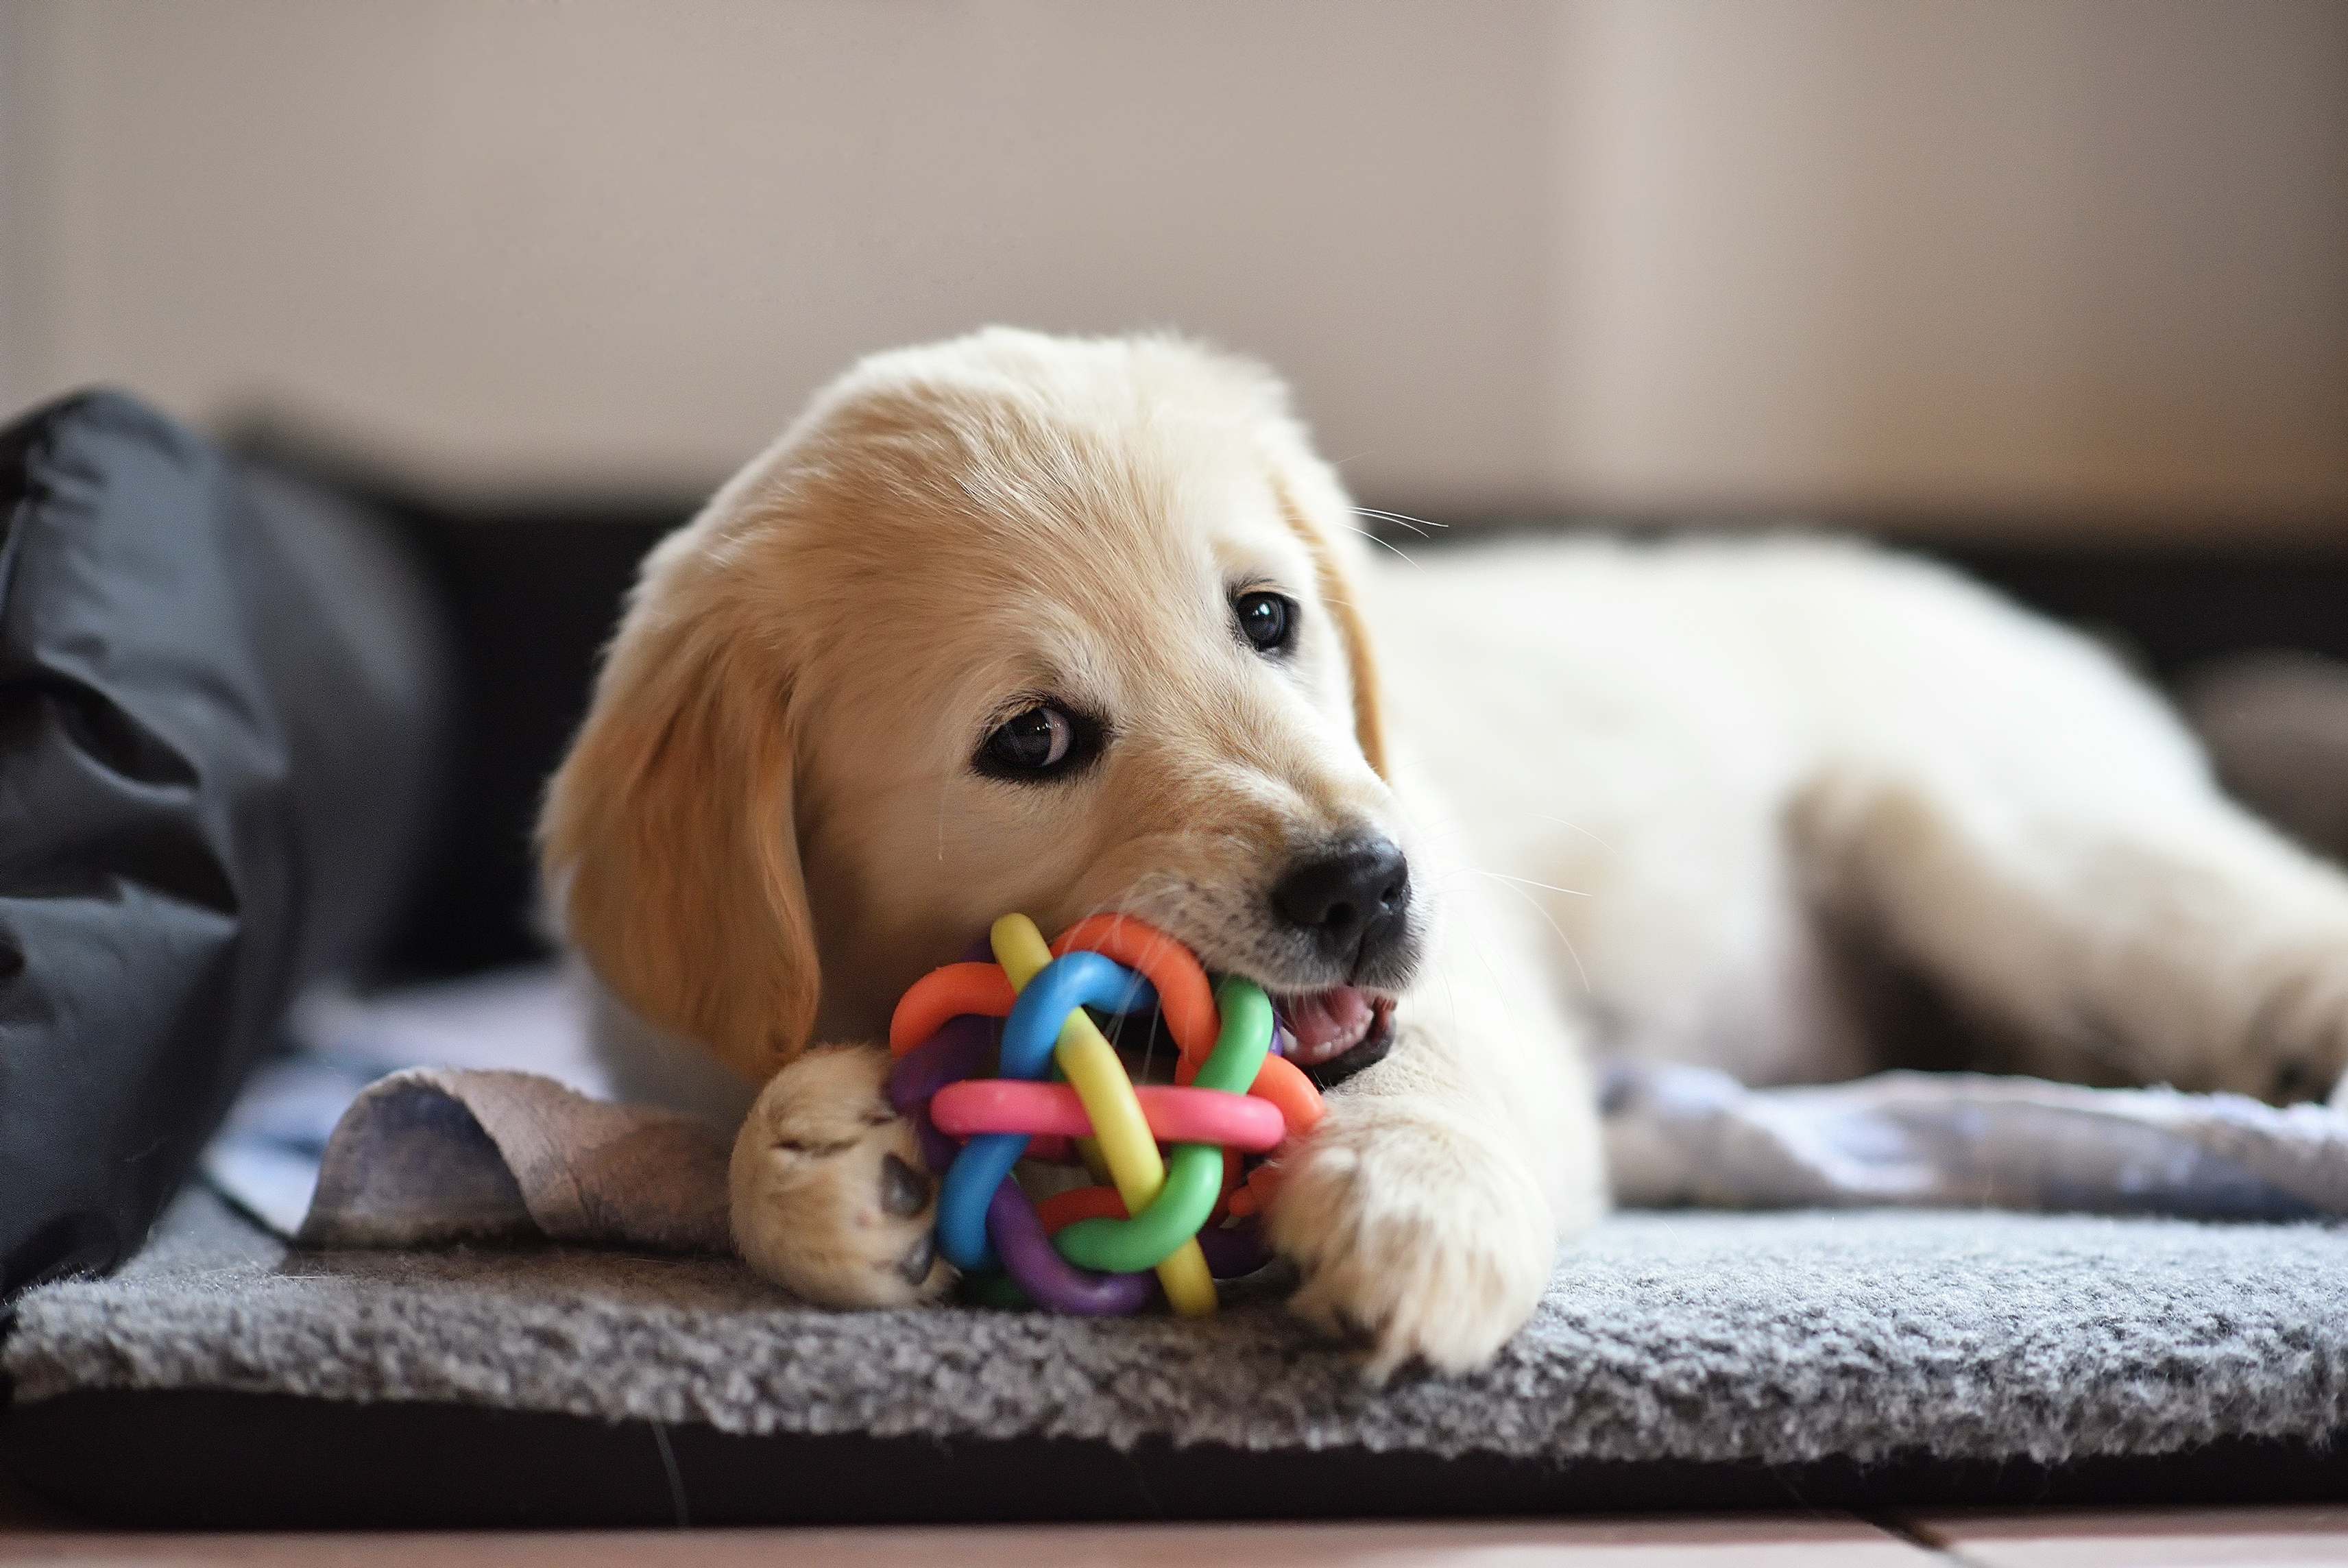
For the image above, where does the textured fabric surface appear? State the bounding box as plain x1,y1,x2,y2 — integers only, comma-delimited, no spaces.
276,1061,2348,1262
1606,1061,2348,1219
12,1185,2345,1468
296,1067,729,1252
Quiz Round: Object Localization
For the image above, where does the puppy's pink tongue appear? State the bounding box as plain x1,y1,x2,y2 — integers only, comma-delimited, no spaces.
1285,987,1374,1066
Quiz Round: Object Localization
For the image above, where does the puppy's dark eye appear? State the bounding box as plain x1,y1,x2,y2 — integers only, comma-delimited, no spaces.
1234,591,1295,654
978,704,1097,780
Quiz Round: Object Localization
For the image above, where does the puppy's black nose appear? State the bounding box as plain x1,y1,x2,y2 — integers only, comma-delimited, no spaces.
1272,839,1411,972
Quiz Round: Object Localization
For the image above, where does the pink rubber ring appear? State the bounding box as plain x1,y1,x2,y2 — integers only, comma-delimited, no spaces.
929,1079,1285,1152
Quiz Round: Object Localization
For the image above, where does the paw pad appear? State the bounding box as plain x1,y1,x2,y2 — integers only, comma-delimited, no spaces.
879,1153,931,1218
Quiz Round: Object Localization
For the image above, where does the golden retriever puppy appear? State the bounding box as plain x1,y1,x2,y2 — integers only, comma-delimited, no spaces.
544,328,2348,1375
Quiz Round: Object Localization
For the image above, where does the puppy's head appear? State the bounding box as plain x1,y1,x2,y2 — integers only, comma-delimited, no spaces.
542,328,1423,1084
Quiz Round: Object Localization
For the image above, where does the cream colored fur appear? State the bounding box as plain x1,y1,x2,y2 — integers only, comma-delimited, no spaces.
544,329,2348,1376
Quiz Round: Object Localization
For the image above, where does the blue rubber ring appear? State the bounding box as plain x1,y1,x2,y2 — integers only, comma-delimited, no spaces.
1000,950,1156,1077
937,1131,1026,1269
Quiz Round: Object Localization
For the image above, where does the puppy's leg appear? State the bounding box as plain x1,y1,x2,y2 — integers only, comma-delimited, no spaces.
1268,890,1606,1376
1801,731,2348,1105
730,1044,954,1305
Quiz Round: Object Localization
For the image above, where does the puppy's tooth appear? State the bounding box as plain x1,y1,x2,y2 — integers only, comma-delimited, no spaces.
896,1231,936,1286
880,1153,932,1218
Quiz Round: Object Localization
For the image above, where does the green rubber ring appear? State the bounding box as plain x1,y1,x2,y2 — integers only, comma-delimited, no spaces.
1052,977,1274,1274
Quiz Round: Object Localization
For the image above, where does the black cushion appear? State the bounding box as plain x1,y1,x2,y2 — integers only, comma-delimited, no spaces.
0,391,450,1305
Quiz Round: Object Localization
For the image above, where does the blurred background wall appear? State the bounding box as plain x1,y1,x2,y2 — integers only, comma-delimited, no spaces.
3,0,2343,539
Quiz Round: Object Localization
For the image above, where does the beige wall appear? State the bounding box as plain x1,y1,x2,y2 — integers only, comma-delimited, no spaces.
1549,0,2348,531
0,0,1554,507
3,0,2344,533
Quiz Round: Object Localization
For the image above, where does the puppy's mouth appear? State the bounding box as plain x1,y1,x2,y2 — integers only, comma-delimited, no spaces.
1274,987,1396,1087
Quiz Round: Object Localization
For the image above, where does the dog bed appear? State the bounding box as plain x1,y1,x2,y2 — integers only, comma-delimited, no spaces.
21,968,2342,1526
6,1180,2346,1525
9,396,2348,1527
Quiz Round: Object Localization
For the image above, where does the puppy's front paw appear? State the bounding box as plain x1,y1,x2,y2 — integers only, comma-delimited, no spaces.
1267,1102,1557,1378
730,1044,952,1307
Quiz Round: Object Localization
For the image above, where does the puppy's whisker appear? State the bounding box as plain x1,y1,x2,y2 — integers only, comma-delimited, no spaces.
1340,524,1421,570
1353,506,1448,538
1141,1006,1167,1083
1387,795,1477,849
1394,812,1477,846
1353,508,1430,540
1469,873,1595,997
1527,814,1615,852
1469,869,1592,898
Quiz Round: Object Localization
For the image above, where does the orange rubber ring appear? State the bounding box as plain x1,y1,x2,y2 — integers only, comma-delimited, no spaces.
1050,915,1220,1068
1160,995,1320,1133
1225,1162,1286,1219
1245,1053,1324,1137
888,962,1016,1055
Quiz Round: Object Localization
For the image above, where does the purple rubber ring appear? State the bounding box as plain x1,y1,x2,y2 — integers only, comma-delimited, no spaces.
888,1013,995,1113
888,1014,995,1175
907,1101,957,1176
989,1179,1154,1314
1196,1218,1271,1279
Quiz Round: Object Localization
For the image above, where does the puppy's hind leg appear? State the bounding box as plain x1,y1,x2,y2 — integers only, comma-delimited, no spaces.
730,1045,955,1305
1798,717,2348,1106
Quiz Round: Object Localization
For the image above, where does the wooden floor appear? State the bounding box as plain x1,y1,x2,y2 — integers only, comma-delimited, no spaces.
7,1470,2347,1567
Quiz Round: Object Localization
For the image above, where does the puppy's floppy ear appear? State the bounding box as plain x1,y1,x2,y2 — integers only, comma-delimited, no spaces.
1200,337,1390,782
1272,474,1390,783
540,582,819,1081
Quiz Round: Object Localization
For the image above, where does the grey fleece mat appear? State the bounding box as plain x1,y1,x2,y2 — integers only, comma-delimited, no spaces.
11,1185,2346,1468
